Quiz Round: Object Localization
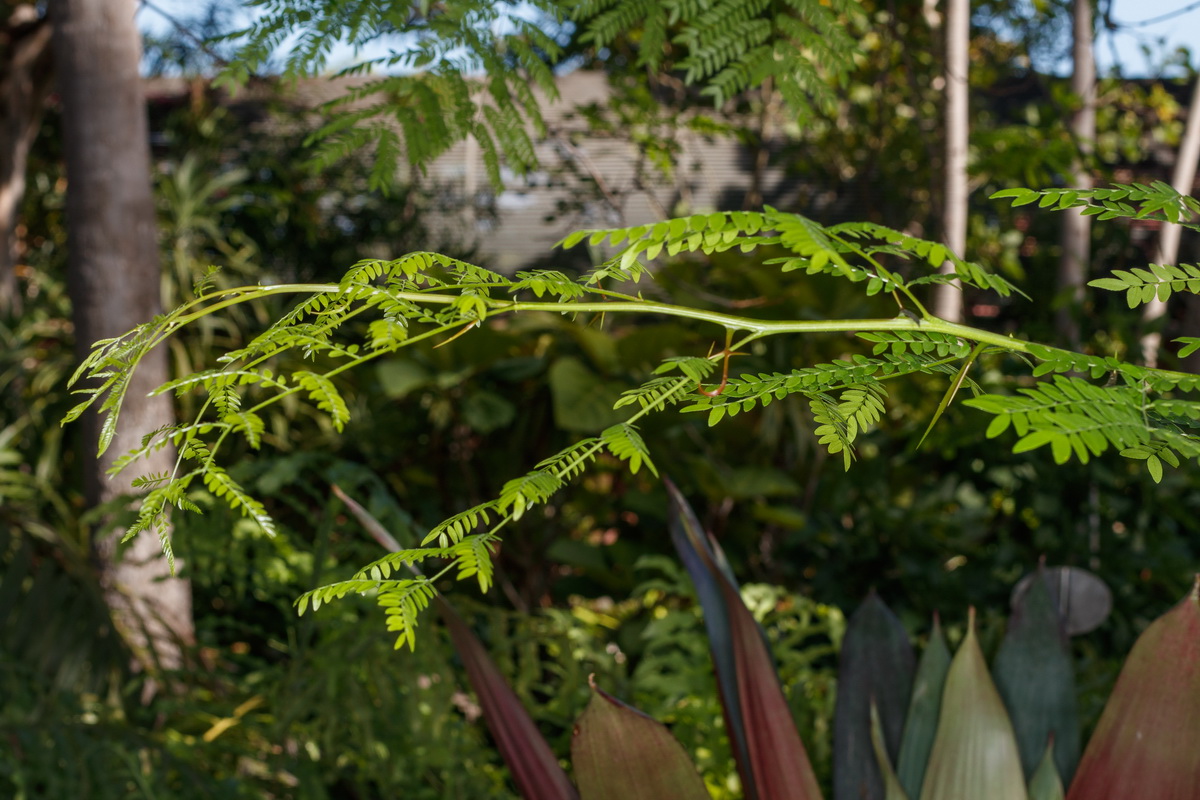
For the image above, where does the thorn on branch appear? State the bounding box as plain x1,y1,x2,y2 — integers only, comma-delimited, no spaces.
697,331,742,398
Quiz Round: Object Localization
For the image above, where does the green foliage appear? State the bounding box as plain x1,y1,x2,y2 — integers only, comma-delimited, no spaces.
64,183,1200,644
221,0,565,190
562,209,1023,303
992,181,1200,227
221,0,864,190
576,0,861,110
1088,263,1200,309
966,374,1200,474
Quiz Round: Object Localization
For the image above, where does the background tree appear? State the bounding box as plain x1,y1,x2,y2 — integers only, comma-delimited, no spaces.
51,0,193,669
0,1,52,315
1057,0,1096,346
934,0,969,323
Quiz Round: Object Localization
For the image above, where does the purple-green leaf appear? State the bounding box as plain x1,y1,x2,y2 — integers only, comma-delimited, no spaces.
332,484,403,553
834,592,914,800
993,568,1080,783
440,602,580,800
571,679,711,800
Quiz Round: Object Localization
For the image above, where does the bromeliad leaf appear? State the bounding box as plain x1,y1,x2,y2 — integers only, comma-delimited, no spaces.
833,593,915,800
920,608,1026,800
896,616,951,799
992,569,1081,783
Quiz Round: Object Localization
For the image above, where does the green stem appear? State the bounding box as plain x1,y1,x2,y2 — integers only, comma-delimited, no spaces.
189,282,1033,353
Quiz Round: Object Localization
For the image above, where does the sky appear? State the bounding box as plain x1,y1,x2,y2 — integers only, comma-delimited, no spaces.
135,0,1200,78
1100,0,1200,75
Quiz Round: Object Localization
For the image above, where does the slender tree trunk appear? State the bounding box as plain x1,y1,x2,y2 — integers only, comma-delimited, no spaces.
0,3,53,316
51,0,193,672
1141,75,1200,366
934,0,968,322
1057,0,1096,347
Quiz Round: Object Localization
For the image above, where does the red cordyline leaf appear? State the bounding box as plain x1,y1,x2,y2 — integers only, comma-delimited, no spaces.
571,677,712,800
439,603,580,800
665,478,824,800
334,484,577,800
1066,576,1200,800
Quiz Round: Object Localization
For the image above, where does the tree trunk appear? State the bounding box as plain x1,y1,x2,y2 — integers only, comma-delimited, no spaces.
0,3,54,316
51,0,193,672
934,0,967,322
1141,75,1200,366
1057,0,1095,347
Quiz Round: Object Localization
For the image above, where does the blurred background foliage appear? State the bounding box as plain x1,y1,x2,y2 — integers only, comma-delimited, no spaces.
3,0,1200,797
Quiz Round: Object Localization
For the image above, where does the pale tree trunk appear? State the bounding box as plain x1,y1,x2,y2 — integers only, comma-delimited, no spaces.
934,0,967,322
1057,0,1095,347
1,3,53,316
51,0,193,673
1141,75,1200,367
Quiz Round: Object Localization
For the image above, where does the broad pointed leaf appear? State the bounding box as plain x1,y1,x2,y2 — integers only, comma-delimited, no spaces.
870,700,911,800
896,615,952,800
665,478,824,800
834,593,915,800
1066,577,1200,800
571,680,711,800
920,608,1027,800
994,569,1080,783
1028,740,1065,800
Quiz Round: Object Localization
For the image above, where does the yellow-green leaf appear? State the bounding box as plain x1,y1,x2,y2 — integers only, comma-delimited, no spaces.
920,608,1026,800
